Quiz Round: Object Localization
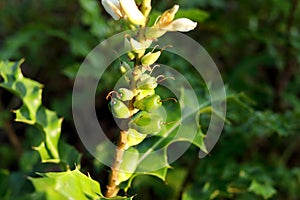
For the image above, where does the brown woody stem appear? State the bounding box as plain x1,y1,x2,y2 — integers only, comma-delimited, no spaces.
105,130,128,197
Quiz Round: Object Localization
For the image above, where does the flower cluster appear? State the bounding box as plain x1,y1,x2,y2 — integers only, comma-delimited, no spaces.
107,67,165,149
101,0,197,36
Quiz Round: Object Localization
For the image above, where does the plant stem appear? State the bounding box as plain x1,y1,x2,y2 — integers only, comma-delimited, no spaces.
105,130,127,197
105,55,142,198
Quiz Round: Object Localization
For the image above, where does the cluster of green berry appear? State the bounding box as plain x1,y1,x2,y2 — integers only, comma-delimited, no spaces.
110,73,163,149
107,60,167,150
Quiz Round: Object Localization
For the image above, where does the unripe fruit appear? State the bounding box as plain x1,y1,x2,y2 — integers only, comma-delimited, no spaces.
124,128,147,150
127,51,135,60
135,89,155,101
117,88,134,101
129,111,163,135
120,61,131,74
110,98,131,119
134,94,162,112
141,51,161,65
137,74,158,90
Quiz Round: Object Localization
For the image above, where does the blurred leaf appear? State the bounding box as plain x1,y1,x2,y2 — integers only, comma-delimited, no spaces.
0,169,9,198
0,144,16,168
166,168,188,199
19,151,40,172
58,141,82,170
248,180,276,199
69,27,94,56
0,170,35,200
62,64,80,79
148,8,209,27
79,0,109,37
176,9,209,23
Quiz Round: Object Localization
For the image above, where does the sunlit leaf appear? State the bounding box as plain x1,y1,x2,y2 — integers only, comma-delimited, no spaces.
0,60,81,167
30,168,133,200
30,168,101,199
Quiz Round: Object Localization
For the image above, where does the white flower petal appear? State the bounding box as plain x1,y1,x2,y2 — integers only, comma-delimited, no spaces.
130,38,145,54
129,38,152,54
101,0,122,20
163,18,197,32
169,5,179,16
142,39,153,49
146,27,166,39
120,0,146,26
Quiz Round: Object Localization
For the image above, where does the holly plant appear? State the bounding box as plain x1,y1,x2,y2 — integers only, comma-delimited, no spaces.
0,0,217,199
101,0,202,197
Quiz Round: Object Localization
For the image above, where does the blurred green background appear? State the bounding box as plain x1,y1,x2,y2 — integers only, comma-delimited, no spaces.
0,0,299,199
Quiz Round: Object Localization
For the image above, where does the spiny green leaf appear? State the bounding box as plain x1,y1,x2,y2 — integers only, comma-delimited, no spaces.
120,167,168,193
0,60,81,166
0,60,59,161
30,168,133,200
30,168,101,200
117,145,169,192
118,85,226,189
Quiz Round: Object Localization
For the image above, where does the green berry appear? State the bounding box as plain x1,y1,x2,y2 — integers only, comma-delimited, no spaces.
124,128,147,150
134,94,162,112
120,61,131,74
110,98,131,119
129,111,163,135
128,51,135,60
135,89,155,101
117,88,134,101
137,74,158,90
141,51,161,65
